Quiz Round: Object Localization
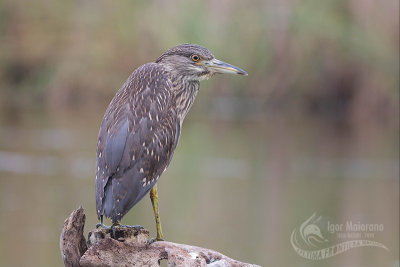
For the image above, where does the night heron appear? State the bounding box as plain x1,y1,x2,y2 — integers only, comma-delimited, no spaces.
95,44,247,240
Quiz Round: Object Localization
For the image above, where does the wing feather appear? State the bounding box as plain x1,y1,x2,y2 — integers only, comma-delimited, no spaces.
95,63,180,222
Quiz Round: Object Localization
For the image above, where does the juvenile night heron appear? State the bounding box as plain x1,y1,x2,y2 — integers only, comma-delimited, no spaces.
95,44,247,240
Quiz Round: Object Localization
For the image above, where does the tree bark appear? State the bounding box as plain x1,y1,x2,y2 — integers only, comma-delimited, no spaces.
60,207,260,267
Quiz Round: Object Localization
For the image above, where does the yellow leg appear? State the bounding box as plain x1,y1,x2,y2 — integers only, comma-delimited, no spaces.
150,184,164,240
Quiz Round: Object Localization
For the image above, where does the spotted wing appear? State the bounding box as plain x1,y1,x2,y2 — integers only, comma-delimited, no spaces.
95,63,180,223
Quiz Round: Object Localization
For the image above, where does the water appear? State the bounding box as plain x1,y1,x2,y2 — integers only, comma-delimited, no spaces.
0,107,398,267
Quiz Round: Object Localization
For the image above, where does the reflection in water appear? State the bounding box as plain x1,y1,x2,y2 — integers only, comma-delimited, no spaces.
0,109,398,267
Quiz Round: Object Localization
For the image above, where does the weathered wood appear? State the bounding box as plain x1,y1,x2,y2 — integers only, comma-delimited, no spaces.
60,208,260,267
60,207,88,267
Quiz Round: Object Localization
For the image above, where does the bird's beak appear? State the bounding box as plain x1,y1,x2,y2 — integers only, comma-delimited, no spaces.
205,58,248,76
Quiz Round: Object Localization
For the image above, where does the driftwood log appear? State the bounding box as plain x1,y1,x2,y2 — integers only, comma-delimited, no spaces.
60,207,260,267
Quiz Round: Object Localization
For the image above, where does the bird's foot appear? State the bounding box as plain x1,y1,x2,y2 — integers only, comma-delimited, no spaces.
110,223,120,239
95,223,111,229
147,237,164,245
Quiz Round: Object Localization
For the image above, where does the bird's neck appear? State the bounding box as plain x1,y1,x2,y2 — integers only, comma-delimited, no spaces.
171,75,200,124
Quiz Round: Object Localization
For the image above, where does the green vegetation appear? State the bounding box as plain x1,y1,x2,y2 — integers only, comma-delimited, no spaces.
0,0,398,128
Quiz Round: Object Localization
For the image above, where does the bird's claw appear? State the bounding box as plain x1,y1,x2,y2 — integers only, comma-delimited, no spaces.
147,238,158,245
147,237,164,245
147,238,156,245
96,223,111,229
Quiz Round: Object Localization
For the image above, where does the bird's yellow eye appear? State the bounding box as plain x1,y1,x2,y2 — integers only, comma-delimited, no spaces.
191,54,200,62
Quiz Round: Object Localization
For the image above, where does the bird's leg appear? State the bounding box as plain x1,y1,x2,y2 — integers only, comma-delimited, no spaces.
150,184,164,241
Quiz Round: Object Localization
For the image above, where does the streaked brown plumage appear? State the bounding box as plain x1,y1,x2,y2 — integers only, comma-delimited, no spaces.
95,44,247,239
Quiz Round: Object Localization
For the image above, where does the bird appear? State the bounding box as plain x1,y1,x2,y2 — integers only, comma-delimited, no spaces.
95,43,247,241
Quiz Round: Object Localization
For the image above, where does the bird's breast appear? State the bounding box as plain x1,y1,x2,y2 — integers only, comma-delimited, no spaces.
173,79,200,123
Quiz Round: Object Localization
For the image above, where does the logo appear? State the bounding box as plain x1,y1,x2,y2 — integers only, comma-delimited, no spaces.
290,212,389,260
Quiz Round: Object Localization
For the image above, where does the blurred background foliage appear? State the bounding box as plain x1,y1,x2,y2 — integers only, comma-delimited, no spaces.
0,0,398,126
0,0,398,266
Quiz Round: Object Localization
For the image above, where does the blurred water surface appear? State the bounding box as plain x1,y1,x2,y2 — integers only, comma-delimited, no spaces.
0,106,397,267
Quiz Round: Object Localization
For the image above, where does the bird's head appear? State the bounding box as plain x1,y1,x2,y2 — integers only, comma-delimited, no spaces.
155,44,247,81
